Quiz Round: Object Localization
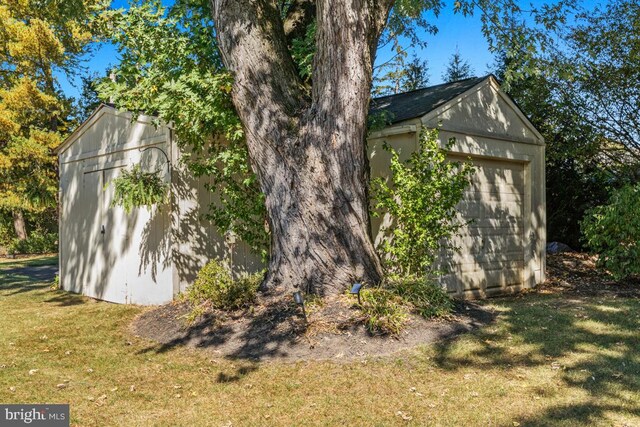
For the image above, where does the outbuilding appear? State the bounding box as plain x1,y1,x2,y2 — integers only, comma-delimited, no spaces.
56,74,545,304
369,75,546,298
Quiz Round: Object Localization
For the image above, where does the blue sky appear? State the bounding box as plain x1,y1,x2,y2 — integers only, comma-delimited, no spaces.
56,1,597,100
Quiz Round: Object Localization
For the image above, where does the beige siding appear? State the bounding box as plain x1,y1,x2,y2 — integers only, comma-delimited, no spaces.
367,79,545,298
171,140,264,294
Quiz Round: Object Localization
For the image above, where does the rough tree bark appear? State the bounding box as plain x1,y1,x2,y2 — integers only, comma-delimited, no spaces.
211,0,394,296
12,210,27,240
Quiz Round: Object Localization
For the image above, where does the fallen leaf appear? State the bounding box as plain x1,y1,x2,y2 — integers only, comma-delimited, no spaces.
9,387,16,392
87,368,94,373
129,385,136,392
56,383,67,390
395,411,413,421
110,387,118,392
28,369,38,375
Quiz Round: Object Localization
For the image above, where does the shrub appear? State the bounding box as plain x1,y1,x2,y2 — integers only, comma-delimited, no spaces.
581,183,640,279
387,275,454,318
8,231,58,255
358,288,409,335
355,277,454,335
183,259,262,310
371,127,474,276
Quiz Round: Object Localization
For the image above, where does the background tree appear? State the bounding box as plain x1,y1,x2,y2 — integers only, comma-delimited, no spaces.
0,0,105,245
442,48,474,82
403,56,430,91
492,0,639,249
550,0,640,176
374,54,429,95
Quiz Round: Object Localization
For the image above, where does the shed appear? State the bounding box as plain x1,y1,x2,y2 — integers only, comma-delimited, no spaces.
56,74,545,304
55,106,261,305
369,75,546,298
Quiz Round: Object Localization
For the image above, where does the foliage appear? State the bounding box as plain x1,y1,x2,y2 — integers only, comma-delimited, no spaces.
358,287,409,335
442,49,474,82
371,127,474,276
387,275,454,318
374,54,429,96
182,259,263,311
355,276,453,335
109,164,168,213
290,21,316,86
0,0,107,239
7,230,58,255
96,0,268,257
547,0,640,168
581,184,640,280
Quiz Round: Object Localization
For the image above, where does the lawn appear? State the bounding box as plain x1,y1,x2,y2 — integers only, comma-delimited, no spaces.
1,255,639,426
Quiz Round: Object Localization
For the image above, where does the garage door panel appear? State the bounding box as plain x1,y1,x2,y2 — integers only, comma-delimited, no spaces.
440,156,526,296
462,190,523,203
439,260,524,274
456,200,522,220
446,234,523,254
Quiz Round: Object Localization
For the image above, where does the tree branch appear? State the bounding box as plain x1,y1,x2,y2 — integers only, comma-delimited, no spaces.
210,0,306,138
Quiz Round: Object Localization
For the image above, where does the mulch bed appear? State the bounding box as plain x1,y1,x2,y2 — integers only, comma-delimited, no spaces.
541,252,640,298
131,297,494,362
131,252,638,362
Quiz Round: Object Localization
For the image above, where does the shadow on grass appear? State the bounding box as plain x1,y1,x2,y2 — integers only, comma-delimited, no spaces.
431,295,640,425
0,263,58,295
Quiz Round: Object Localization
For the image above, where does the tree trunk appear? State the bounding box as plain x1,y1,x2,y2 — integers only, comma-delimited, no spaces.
12,210,27,240
211,0,393,296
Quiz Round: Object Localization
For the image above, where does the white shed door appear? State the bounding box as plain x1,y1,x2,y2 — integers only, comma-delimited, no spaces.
75,165,173,305
438,157,526,297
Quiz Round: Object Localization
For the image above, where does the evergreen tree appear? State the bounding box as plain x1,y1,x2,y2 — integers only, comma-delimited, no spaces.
442,49,474,82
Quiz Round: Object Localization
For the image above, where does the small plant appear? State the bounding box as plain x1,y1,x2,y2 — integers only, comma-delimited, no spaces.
110,164,168,213
371,126,474,276
353,277,454,335
50,273,60,290
183,259,263,311
387,275,454,319
358,288,409,335
581,183,640,280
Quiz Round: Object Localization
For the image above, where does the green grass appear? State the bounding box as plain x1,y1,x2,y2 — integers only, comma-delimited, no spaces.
1,257,639,426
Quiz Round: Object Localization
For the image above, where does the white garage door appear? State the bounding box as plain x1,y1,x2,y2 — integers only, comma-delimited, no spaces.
438,157,526,297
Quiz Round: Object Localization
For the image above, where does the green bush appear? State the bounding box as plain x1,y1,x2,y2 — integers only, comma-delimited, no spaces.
183,259,263,310
371,127,474,276
355,277,454,335
387,275,454,319
358,288,409,335
8,231,58,255
581,183,640,279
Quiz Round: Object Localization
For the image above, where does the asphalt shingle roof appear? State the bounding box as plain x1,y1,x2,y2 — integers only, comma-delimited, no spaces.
369,76,489,124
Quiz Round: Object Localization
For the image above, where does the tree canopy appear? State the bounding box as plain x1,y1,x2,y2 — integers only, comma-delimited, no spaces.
0,0,106,243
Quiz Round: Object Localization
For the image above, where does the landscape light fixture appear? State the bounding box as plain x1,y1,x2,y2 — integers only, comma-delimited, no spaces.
293,291,307,321
350,283,364,304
